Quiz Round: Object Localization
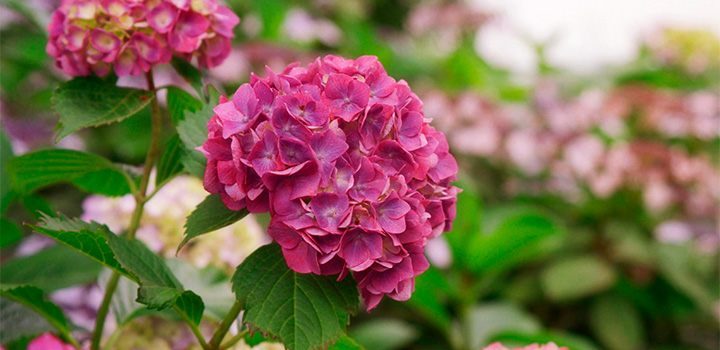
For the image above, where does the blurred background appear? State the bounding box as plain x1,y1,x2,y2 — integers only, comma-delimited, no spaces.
1,0,718,349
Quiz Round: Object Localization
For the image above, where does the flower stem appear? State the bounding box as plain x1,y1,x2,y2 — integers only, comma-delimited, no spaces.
220,329,249,350
208,300,243,349
90,70,164,350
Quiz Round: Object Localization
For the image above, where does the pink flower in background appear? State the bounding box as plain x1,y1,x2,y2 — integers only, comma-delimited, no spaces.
46,0,239,77
27,333,74,350
483,342,568,350
202,55,459,310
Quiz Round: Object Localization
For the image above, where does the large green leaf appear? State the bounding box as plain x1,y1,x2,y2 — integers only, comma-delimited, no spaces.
52,77,154,141
31,214,128,275
655,243,715,312
541,255,617,301
589,294,645,350
467,207,564,273
8,149,132,196
232,244,359,350
0,245,102,291
180,194,248,251
0,285,75,345
0,218,22,248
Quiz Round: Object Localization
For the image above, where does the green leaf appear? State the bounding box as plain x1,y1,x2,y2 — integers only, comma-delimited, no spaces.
0,298,53,344
0,285,75,345
0,245,102,291
468,207,563,273
31,214,129,275
177,89,217,150
52,77,154,141
8,149,132,196
0,217,22,248
589,294,645,350
463,302,540,349
0,129,15,213
491,331,600,350
407,267,452,330
156,135,185,186
329,336,365,350
166,86,203,124
175,291,204,326
232,244,360,350
181,194,248,251
445,186,482,267
541,255,616,301
655,243,715,311
350,319,417,350
167,259,234,321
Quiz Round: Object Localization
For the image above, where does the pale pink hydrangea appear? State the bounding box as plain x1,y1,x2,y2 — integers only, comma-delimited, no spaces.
46,0,239,77
201,55,459,310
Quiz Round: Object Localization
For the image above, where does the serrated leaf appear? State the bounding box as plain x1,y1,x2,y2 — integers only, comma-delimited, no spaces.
177,92,216,151
156,135,185,186
0,298,53,344
8,149,132,196
1,245,102,291
541,255,616,301
589,294,645,350
52,77,153,141
0,285,74,345
180,194,248,251
31,214,128,275
167,86,202,124
232,244,359,350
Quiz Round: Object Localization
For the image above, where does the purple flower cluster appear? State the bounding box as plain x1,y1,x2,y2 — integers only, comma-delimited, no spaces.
201,55,459,310
46,0,239,77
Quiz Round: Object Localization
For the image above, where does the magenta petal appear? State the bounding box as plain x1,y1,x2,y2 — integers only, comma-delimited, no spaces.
90,28,120,53
147,2,178,33
310,192,349,232
279,138,315,166
340,229,383,271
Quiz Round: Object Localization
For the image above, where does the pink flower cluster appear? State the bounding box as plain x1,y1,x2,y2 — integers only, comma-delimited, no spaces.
46,0,239,77
201,55,459,310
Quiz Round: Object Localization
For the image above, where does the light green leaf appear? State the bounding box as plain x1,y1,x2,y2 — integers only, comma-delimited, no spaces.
463,302,540,348
31,214,128,275
177,90,216,151
232,244,360,350
541,255,616,301
8,149,132,196
156,135,185,186
0,245,102,291
468,207,563,273
52,77,154,141
589,294,645,350
0,285,75,345
655,243,715,311
180,194,248,251
350,319,417,350
167,259,234,320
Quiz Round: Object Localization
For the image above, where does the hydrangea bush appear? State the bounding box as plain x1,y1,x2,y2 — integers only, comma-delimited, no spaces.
201,55,459,309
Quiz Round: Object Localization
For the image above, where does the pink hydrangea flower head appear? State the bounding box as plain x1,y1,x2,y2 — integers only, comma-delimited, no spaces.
27,333,75,350
47,0,239,77
201,55,459,310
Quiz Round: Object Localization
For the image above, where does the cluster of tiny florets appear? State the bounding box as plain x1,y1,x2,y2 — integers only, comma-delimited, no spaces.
201,55,459,310
46,0,239,77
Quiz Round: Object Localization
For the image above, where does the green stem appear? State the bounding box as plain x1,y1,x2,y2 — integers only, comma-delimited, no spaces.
220,329,248,350
208,300,243,349
89,70,164,350
174,305,211,350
